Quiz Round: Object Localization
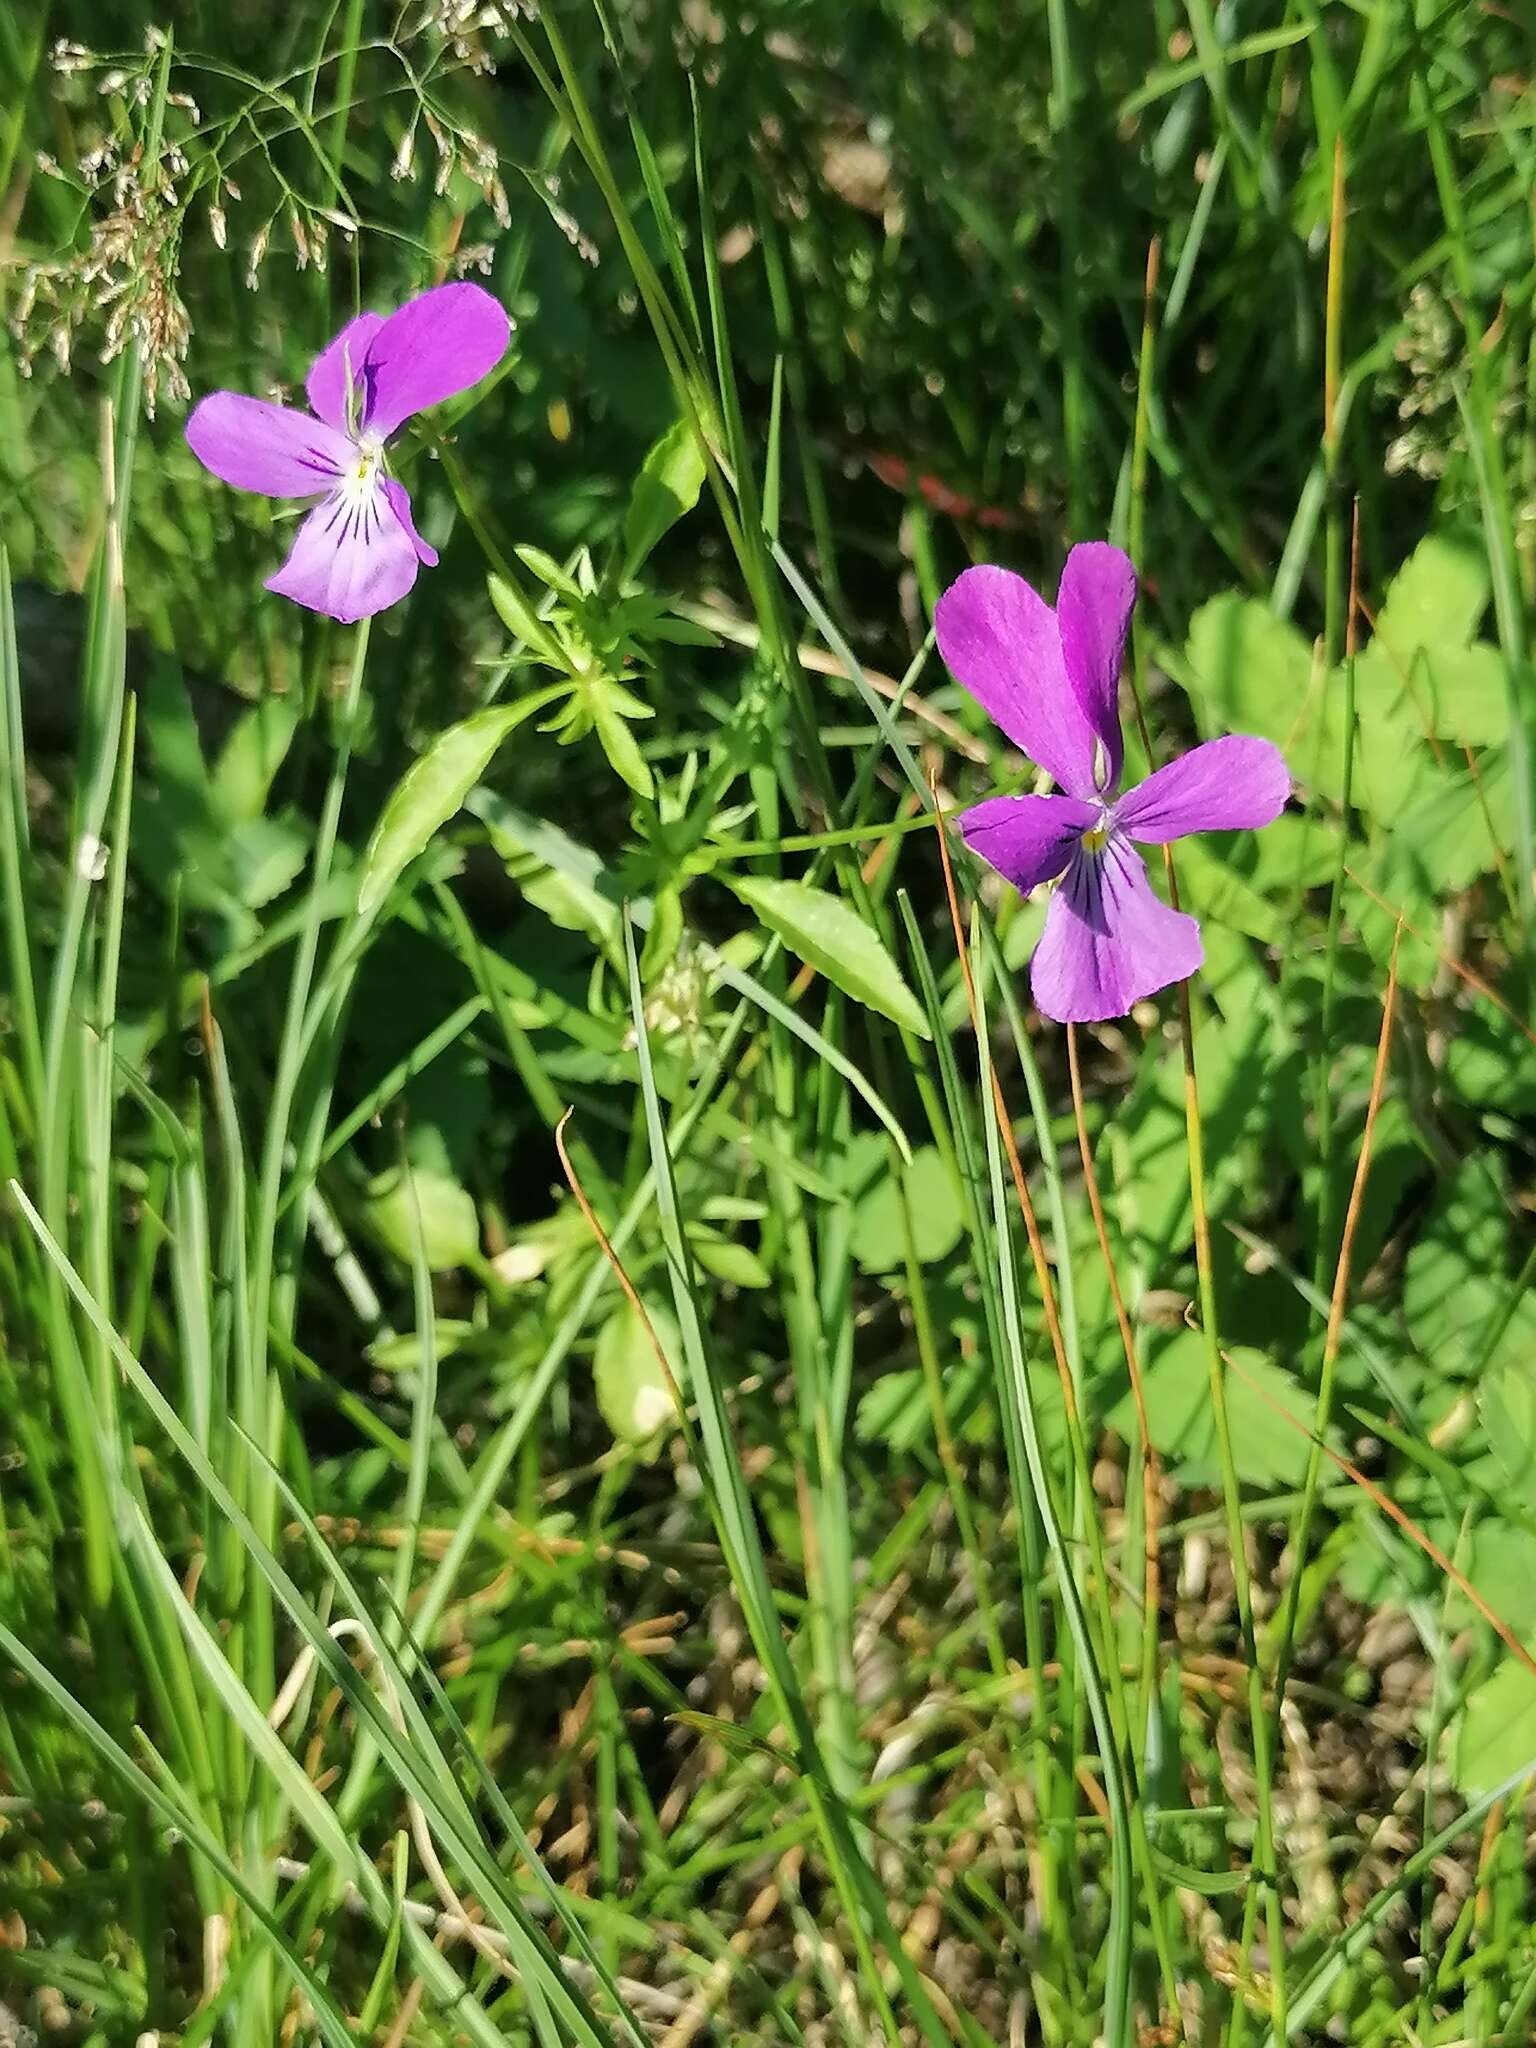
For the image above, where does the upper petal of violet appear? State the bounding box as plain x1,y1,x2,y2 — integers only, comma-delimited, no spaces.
265,485,424,624
934,564,1103,798
1055,541,1135,792
960,791,1100,894
185,393,354,498
1114,734,1290,845
353,282,511,440
1030,835,1203,1024
306,310,386,432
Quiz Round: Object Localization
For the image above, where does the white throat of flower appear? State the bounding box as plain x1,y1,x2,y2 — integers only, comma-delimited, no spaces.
338,432,386,515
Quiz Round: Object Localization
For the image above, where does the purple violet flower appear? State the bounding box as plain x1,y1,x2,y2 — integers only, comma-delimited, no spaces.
936,544,1290,1024
185,282,510,624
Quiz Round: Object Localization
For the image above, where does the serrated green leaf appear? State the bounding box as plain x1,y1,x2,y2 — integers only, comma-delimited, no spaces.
1181,594,1317,756
1468,1526,1536,1637
728,875,929,1037
1404,1161,1536,1382
1116,1334,1312,1489
1455,1651,1536,1798
1375,529,1489,655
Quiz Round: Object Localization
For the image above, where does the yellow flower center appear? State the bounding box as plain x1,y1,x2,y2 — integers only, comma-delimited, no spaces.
1080,824,1108,854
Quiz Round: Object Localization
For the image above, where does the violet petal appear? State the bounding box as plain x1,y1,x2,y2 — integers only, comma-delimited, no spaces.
959,792,1099,894
1115,735,1290,844
264,486,422,623
1056,541,1135,792
356,282,511,440
934,564,1101,799
1030,835,1202,1023
381,478,439,566
306,311,386,432
185,393,352,498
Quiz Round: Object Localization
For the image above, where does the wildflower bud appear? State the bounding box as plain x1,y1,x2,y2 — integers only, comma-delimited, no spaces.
209,204,227,249
392,124,416,180
246,222,269,287
290,210,311,269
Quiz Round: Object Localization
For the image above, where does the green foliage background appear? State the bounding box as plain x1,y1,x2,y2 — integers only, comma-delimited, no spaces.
2,2,1536,2044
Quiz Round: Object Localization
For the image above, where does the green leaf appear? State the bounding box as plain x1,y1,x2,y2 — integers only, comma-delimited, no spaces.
365,1164,480,1272
487,571,556,657
624,418,707,578
1181,594,1316,757
1355,644,1510,754
1446,1009,1536,1116
1351,752,1514,988
1468,1526,1536,1637
593,1297,681,1448
142,658,213,818
592,692,655,799
1172,835,1280,943
1374,528,1489,656
357,698,554,922
1404,1161,1536,1382
689,1230,770,1289
514,543,581,598
1343,530,1505,810
727,875,930,1038
855,1358,993,1453
1455,1650,1536,1798
641,884,685,978
850,1145,963,1274
210,694,300,823
224,813,309,909
1148,1850,1250,1899
1481,1358,1536,1496
1119,1334,1313,1489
